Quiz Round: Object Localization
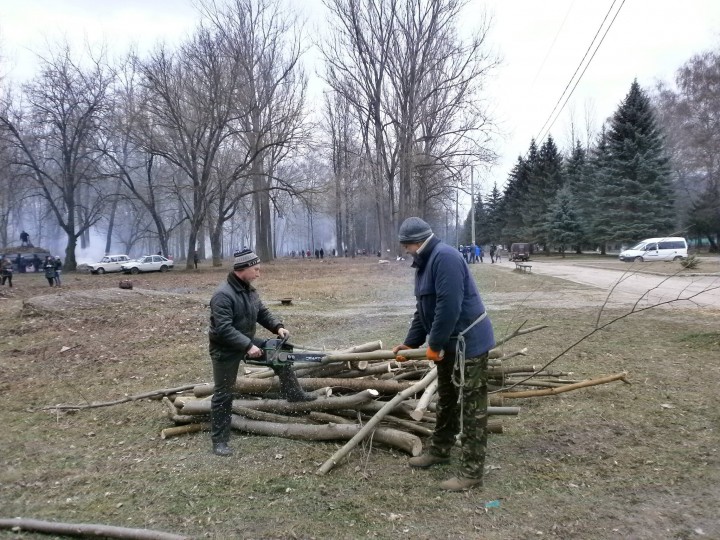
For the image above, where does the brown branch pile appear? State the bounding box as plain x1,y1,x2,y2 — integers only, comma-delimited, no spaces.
43,324,629,474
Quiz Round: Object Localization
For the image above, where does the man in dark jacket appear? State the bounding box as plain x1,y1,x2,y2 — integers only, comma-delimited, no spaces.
208,248,315,457
392,217,495,491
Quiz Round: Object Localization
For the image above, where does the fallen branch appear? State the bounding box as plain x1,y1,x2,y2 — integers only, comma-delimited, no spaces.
499,372,629,399
0,517,187,540
42,384,201,411
316,366,438,475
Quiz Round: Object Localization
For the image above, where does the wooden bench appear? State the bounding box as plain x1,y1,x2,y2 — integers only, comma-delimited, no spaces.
514,262,532,273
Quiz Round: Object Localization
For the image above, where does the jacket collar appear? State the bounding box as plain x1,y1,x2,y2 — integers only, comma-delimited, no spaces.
227,270,255,293
411,235,441,269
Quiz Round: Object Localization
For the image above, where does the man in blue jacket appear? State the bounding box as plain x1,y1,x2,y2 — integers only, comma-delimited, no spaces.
392,217,494,491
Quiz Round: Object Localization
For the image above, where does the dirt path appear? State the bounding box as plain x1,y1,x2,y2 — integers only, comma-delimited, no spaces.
507,259,720,309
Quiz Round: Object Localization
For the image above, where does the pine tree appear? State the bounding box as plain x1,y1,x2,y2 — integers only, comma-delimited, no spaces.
563,140,589,253
502,140,537,243
484,182,503,245
525,136,564,250
586,128,613,253
546,187,582,256
596,80,675,243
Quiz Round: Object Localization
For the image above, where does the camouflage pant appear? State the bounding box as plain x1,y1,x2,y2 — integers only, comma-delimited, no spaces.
429,352,488,479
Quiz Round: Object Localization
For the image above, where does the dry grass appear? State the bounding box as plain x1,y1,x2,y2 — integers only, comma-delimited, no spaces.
1,257,719,539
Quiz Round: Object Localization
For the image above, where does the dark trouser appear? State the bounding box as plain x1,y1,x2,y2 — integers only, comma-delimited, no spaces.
210,351,241,444
430,352,488,479
1,275,11,287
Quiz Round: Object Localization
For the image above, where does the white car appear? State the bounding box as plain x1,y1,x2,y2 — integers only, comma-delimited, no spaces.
88,254,131,274
121,255,174,274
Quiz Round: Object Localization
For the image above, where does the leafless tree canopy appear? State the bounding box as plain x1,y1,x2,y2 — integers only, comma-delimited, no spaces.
1,0,496,265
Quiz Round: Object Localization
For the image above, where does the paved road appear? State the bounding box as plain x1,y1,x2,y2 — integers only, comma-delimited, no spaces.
514,260,720,309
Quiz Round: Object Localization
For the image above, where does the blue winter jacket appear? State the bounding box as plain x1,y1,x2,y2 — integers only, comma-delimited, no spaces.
404,236,494,357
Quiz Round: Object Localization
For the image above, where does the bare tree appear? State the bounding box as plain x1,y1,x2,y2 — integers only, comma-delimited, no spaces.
322,0,496,250
0,44,114,269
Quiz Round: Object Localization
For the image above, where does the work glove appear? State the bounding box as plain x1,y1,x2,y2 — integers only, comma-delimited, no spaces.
392,344,412,362
426,347,444,362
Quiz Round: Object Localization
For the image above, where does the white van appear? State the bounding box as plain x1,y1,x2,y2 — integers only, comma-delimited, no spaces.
619,237,688,262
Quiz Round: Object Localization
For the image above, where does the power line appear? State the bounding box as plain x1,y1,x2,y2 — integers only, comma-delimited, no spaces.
534,0,625,146
529,0,577,90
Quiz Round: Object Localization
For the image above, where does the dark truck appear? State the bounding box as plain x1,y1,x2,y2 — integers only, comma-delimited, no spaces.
509,243,532,262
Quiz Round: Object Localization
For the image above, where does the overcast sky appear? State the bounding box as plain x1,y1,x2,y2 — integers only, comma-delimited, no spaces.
2,0,720,197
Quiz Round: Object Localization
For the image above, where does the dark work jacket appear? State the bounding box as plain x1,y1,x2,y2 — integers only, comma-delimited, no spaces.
208,272,283,358
404,236,494,357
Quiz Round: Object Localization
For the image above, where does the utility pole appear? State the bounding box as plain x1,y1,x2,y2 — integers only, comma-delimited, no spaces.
471,167,476,248
455,184,459,248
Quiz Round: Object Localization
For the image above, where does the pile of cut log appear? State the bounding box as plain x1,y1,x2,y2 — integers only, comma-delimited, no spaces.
44,324,628,475
153,325,628,475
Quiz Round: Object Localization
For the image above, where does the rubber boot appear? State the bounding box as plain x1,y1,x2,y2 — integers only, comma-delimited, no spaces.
274,366,317,402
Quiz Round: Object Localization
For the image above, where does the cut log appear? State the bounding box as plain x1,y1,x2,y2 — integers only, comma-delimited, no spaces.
193,377,414,398
229,415,422,455
180,389,380,415
410,379,438,421
160,423,207,439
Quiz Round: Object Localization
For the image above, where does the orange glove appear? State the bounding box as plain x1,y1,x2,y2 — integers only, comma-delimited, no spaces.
392,344,412,362
426,347,444,362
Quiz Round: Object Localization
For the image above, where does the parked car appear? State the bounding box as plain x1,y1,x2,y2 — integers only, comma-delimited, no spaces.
88,254,131,274
121,255,174,274
619,237,688,262
509,243,532,262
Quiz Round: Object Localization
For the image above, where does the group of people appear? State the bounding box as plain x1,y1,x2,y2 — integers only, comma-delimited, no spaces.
44,255,63,286
0,254,62,287
208,217,494,492
459,243,501,263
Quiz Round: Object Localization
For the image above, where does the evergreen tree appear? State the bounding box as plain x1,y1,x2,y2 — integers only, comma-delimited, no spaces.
597,80,675,243
586,128,613,253
484,182,503,245
501,140,537,243
462,194,488,245
563,140,589,253
525,135,564,251
546,186,582,257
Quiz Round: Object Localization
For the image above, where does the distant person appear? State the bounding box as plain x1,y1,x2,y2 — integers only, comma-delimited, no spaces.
319,248,324,259
193,251,200,269
44,256,56,286
54,256,63,286
32,254,41,272
20,230,30,246
1,257,13,287
489,244,496,263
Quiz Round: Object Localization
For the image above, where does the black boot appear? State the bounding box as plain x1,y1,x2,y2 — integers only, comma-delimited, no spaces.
274,366,317,402
212,442,232,457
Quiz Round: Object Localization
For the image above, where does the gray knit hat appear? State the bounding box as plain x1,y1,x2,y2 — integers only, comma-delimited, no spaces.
398,217,433,244
233,248,260,269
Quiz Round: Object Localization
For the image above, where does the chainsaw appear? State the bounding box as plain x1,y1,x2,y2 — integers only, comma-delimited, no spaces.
246,336,327,367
